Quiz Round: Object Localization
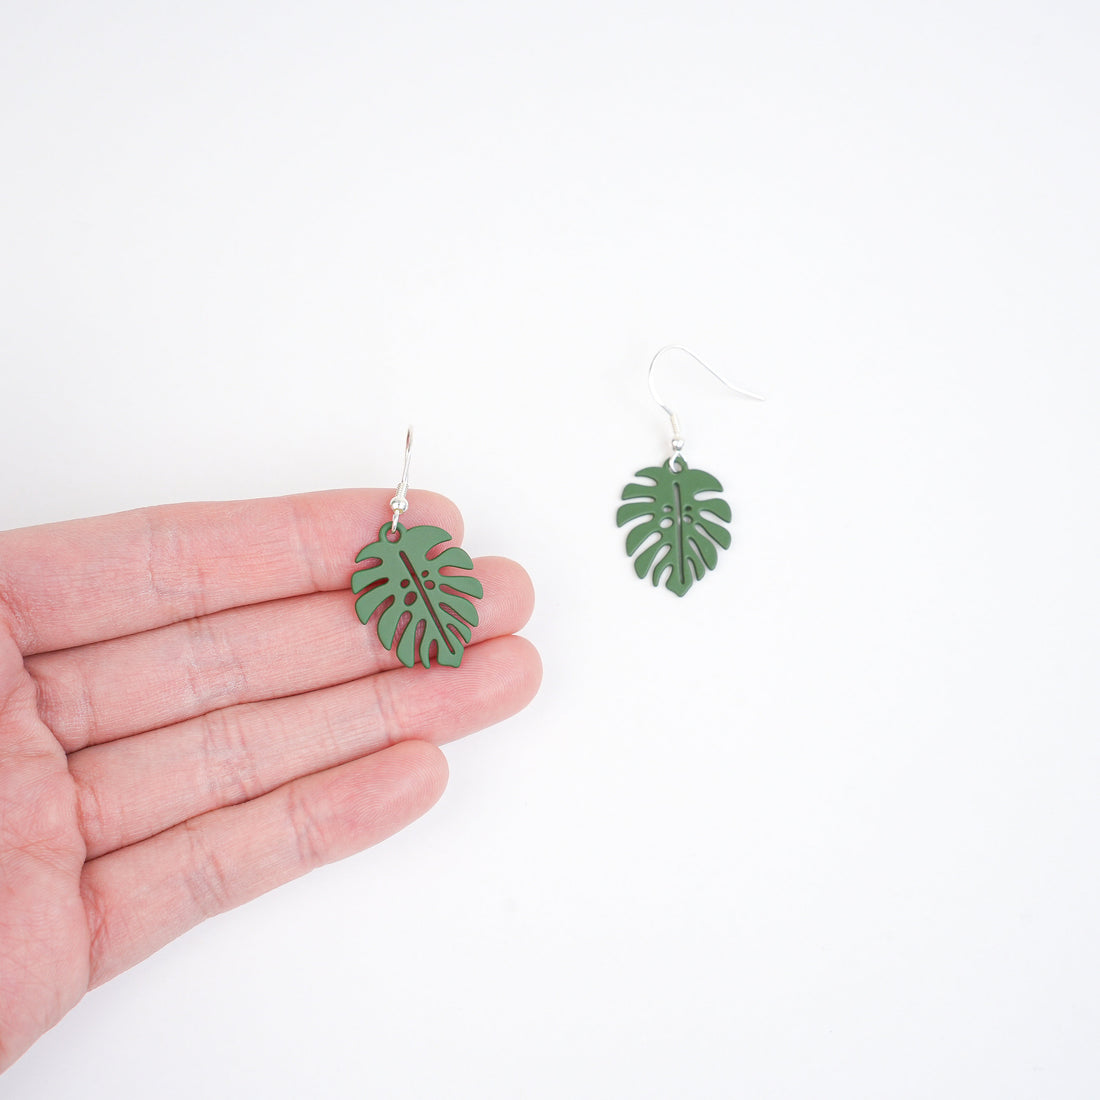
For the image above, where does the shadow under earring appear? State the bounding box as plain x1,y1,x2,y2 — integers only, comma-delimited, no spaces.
352,428,483,668
616,346,764,597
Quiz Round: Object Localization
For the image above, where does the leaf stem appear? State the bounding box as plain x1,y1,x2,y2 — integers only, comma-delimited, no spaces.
673,477,685,589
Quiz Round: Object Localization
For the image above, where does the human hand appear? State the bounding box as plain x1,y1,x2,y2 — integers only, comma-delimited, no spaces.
0,490,540,1071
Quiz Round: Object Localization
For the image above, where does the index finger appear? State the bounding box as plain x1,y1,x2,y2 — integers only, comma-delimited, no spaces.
0,489,462,656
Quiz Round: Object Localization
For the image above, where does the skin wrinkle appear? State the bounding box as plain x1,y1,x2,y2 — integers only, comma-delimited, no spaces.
0,565,34,656
181,616,213,720
311,693,350,780
248,496,324,606
71,654,98,750
183,611,249,718
364,668,405,755
43,650,102,752
0,836,71,877
198,705,266,809
3,743,74,846
0,637,38,729
78,869,111,989
22,660,70,750
288,493,327,596
141,508,157,624
144,504,241,627
284,779,330,875
180,816,232,922
0,666,27,725
144,507,209,625
69,759,108,862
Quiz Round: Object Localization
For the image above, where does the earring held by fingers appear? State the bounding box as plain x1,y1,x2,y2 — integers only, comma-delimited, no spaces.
616,346,764,597
351,428,483,668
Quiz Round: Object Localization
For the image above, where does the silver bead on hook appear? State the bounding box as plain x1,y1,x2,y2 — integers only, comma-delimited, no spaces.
390,426,413,533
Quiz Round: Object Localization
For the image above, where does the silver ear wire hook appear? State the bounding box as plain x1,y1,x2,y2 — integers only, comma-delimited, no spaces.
647,345,765,464
390,426,413,532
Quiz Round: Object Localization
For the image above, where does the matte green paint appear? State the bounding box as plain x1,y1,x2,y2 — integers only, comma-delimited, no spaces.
351,522,483,668
617,459,731,596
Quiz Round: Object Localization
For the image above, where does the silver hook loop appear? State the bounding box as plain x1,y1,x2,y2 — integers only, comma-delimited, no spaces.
389,426,413,533
647,345,764,462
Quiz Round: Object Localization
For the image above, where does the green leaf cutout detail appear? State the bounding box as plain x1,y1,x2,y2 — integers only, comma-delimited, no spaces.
616,458,731,596
351,522,483,669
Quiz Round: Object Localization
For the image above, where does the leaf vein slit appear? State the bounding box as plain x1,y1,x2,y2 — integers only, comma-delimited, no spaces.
399,550,455,654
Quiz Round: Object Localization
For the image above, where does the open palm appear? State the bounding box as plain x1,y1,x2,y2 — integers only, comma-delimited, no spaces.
0,489,539,1071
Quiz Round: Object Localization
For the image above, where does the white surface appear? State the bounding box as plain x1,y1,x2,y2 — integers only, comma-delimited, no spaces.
2,2,1099,1096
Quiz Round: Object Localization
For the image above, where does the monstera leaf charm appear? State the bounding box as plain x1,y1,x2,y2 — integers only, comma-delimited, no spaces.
352,523,482,668
617,458,731,596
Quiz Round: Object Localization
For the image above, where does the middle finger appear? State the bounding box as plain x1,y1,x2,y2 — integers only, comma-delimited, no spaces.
70,633,541,859
30,556,533,752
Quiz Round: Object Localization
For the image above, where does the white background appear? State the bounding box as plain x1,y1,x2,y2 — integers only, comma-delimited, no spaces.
2,2,1099,1097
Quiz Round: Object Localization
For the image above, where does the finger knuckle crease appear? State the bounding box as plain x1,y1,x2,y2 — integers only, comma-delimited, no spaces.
201,707,264,805
182,818,233,918
286,783,328,871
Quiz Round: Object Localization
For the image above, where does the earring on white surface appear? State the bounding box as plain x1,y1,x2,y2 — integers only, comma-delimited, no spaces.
616,345,764,596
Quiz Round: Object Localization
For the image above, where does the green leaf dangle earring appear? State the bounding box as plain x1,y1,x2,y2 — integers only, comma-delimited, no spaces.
617,346,764,597
352,428,483,668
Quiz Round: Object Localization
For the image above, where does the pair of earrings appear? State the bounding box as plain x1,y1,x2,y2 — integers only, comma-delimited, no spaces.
352,347,762,669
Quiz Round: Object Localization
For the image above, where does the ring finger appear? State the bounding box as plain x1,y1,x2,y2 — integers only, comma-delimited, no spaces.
70,634,541,859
